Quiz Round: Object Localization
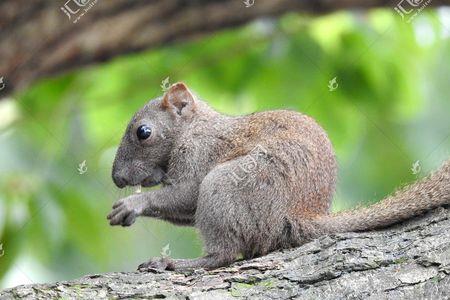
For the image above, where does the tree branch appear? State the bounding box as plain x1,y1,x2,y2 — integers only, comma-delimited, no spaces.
1,0,450,95
1,206,449,299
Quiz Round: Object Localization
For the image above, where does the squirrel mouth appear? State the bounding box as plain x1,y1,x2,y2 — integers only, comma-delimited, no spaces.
135,166,166,188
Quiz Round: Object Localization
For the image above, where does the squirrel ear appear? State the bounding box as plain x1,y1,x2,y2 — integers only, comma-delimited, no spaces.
161,82,197,117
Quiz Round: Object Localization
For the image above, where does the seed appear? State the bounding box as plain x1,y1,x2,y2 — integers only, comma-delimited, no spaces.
135,185,142,194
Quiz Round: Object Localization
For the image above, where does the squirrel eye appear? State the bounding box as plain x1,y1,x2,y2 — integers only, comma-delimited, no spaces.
136,125,152,140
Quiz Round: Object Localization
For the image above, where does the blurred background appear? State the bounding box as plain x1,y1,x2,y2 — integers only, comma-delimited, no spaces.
0,0,449,289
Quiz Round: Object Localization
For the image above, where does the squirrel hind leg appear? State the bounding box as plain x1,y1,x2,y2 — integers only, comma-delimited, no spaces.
195,156,288,263
172,254,235,270
138,254,235,271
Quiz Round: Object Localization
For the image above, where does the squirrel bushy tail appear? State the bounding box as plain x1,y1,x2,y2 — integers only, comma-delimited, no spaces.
305,159,450,238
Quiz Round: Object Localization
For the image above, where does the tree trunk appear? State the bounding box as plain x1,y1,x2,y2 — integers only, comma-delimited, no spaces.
1,206,449,299
1,0,450,95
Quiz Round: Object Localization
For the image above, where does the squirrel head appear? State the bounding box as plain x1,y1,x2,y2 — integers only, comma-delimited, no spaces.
112,82,197,188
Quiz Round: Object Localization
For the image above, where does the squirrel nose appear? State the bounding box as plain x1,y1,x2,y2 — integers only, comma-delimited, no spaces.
112,172,128,188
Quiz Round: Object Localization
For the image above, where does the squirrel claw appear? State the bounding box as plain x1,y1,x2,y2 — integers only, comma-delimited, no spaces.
138,257,174,271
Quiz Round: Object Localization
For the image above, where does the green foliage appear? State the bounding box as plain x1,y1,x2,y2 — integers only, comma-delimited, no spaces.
0,10,449,287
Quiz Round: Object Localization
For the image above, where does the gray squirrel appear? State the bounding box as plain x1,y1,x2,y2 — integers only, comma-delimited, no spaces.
108,82,450,271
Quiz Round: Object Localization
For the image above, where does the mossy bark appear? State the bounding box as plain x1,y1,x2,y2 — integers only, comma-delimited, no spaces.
1,206,450,299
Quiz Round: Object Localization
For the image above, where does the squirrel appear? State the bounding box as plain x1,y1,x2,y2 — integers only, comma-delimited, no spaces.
108,82,450,271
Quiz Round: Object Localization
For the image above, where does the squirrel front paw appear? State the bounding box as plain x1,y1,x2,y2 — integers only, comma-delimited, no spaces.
107,194,147,226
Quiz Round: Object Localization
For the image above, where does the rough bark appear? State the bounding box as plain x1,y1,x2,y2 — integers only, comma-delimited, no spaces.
1,206,449,299
1,0,450,95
